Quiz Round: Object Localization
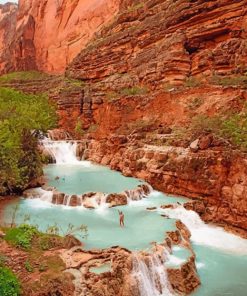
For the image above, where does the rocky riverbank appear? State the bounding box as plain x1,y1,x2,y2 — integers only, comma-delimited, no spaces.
71,136,247,235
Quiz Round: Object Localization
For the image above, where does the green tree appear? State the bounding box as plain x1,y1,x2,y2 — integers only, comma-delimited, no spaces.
0,87,57,194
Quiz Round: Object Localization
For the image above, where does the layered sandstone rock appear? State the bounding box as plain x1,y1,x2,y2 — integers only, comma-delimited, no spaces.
64,0,247,137
68,0,247,87
0,0,121,74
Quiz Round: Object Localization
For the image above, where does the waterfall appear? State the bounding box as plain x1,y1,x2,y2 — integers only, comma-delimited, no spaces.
132,249,174,296
160,206,247,255
64,195,72,206
125,184,153,204
41,138,80,164
91,193,109,213
24,188,53,203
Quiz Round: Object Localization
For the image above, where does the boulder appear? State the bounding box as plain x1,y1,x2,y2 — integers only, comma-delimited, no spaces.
198,134,213,150
106,193,127,207
189,139,199,152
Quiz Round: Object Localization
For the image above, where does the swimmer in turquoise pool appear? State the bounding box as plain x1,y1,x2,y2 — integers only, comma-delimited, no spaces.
118,210,125,227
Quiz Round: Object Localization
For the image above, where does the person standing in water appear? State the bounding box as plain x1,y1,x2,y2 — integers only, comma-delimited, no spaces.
118,210,125,227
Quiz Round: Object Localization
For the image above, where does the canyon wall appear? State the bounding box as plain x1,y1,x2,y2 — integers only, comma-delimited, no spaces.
63,0,247,134
67,0,247,87
0,3,18,73
63,0,247,233
0,0,121,74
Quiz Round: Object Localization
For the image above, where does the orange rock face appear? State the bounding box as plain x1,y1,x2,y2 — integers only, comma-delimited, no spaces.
68,0,247,86
0,3,18,74
0,0,121,74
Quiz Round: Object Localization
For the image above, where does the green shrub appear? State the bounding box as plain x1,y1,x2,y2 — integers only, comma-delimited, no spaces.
187,97,204,109
189,105,247,151
88,124,98,133
210,75,247,87
127,2,144,12
0,267,21,296
120,86,148,96
0,254,8,266
64,78,84,88
0,71,50,82
105,91,119,102
185,77,202,88
190,115,222,136
5,224,38,250
220,111,247,149
24,260,33,273
74,120,85,136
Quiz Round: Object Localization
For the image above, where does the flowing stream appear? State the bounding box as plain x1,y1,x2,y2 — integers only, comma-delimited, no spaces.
1,140,247,295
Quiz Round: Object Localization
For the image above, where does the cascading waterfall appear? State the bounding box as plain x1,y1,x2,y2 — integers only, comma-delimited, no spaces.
125,184,153,204
132,248,174,296
24,188,53,203
160,205,247,255
41,137,80,164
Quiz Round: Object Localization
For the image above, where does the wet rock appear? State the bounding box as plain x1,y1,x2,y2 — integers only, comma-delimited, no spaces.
69,195,79,207
106,193,127,207
184,200,206,215
52,191,65,205
161,204,174,209
168,255,200,294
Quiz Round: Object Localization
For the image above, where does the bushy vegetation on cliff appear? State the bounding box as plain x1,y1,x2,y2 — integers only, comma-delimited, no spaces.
0,87,57,195
0,266,21,296
0,71,50,82
190,104,247,151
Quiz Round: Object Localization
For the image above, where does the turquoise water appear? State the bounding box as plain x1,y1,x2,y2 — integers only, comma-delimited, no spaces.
1,163,247,295
193,245,247,296
44,164,144,194
166,245,191,268
90,263,111,274
1,193,184,251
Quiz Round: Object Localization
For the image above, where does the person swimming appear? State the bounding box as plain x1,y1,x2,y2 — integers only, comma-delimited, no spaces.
118,210,125,227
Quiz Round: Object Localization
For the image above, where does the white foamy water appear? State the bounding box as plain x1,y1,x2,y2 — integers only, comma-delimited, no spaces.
41,138,91,166
196,262,205,269
25,187,53,203
160,206,247,255
166,255,186,266
26,198,54,209
132,250,174,296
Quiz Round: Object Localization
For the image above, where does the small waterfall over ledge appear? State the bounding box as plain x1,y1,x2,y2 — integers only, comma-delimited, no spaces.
40,137,90,167
36,134,153,208
41,137,80,164
132,248,174,296
24,184,153,209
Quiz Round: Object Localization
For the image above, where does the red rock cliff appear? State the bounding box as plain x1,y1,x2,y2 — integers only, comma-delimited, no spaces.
63,0,247,233
0,3,18,73
0,0,121,74
68,0,247,86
